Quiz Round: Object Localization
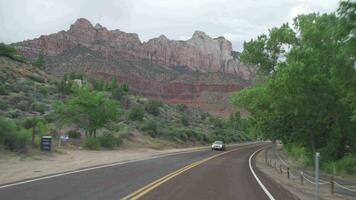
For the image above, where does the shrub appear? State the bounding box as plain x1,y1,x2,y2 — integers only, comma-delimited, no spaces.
83,137,100,150
3,129,30,152
0,84,7,95
31,102,49,114
128,107,144,121
181,115,190,126
68,130,81,139
324,155,356,175
28,74,45,83
16,100,31,111
32,54,45,69
120,95,131,108
121,84,129,92
0,100,8,110
176,104,188,112
6,109,21,118
99,133,122,149
0,43,17,59
112,87,126,101
0,117,30,152
141,120,158,137
144,100,163,116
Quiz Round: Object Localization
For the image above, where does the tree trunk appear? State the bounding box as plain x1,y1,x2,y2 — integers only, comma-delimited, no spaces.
31,127,35,147
94,129,97,137
310,132,316,153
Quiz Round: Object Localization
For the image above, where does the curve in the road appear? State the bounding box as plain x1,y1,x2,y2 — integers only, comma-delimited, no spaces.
249,148,275,200
123,144,259,200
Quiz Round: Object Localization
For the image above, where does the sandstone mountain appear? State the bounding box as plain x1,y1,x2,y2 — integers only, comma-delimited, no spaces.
14,18,255,115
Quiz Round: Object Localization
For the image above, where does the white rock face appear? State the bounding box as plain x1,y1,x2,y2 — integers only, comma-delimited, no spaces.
15,18,254,80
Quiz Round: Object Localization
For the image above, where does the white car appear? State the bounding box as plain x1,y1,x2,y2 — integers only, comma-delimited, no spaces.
211,141,226,151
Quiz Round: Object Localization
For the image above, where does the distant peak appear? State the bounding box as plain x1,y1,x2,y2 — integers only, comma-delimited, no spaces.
94,23,103,29
70,18,93,30
191,31,209,40
158,34,169,40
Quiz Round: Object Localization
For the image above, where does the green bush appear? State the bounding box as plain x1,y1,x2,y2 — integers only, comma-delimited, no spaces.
0,100,8,110
31,102,49,114
144,100,163,116
68,130,81,139
181,115,190,126
16,100,31,111
99,133,122,149
128,107,144,121
0,117,30,152
0,43,17,59
28,74,45,83
324,155,356,175
176,104,188,112
83,137,100,150
112,87,126,101
0,84,7,95
6,109,21,118
141,120,158,137
4,129,30,152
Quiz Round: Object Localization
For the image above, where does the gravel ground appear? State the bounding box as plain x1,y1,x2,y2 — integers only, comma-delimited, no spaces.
256,148,356,200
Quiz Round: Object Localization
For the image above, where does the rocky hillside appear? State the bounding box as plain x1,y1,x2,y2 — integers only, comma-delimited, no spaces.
14,18,254,115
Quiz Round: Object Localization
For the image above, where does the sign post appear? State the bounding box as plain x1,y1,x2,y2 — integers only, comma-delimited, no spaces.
315,152,320,200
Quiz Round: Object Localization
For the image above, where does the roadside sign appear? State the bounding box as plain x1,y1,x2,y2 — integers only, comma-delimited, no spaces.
41,136,52,151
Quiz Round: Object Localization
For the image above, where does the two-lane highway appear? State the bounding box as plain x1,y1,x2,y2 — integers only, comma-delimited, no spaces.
0,143,297,200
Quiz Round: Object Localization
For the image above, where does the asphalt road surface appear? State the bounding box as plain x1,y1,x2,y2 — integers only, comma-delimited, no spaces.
0,143,298,200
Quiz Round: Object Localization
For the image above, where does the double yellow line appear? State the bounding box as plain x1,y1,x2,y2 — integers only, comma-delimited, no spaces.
122,143,260,200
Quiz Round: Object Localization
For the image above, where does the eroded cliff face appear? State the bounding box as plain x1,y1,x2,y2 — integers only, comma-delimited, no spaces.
16,18,253,79
14,18,254,115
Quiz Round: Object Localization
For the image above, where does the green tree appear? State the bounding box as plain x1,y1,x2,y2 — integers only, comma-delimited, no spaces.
0,43,17,58
32,53,45,69
231,2,356,162
144,100,163,116
23,117,48,146
128,106,144,121
55,88,119,137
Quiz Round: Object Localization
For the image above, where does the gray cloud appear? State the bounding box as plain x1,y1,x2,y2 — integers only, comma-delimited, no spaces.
0,0,339,51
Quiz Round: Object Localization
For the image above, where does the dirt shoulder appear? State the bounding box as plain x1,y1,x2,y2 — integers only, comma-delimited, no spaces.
255,148,355,200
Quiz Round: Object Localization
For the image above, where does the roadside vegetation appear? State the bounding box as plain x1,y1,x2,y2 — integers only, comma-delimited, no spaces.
0,44,252,153
230,1,356,175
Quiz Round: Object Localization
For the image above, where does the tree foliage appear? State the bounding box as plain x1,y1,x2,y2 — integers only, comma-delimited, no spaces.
231,1,356,163
55,88,119,137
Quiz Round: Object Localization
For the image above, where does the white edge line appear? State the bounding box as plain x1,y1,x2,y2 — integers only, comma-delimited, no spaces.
249,148,276,200
0,142,258,189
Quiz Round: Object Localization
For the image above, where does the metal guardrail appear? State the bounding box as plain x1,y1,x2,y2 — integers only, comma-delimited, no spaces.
264,145,356,197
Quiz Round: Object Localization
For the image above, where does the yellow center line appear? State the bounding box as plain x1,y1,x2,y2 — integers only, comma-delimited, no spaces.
122,143,262,200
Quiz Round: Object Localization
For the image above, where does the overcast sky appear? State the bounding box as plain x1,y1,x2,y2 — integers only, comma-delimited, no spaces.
0,0,339,51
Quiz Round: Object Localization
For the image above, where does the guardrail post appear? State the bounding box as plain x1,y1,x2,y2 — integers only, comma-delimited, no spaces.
330,175,334,195
315,152,320,200
287,167,290,179
300,171,304,185
265,149,267,164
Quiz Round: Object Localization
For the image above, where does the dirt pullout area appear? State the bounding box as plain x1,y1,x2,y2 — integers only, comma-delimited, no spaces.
255,149,355,200
0,146,209,185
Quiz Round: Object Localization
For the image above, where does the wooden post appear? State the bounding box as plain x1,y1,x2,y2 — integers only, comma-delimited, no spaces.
330,176,334,195
265,149,267,164
300,172,304,185
279,164,282,173
287,167,290,179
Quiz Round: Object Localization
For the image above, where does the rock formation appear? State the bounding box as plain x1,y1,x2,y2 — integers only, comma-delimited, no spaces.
14,18,255,115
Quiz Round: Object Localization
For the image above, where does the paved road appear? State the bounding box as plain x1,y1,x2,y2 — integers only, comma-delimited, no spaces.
0,143,297,200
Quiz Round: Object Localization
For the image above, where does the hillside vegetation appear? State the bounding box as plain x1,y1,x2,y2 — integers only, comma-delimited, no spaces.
230,1,356,175
0,44,252,152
